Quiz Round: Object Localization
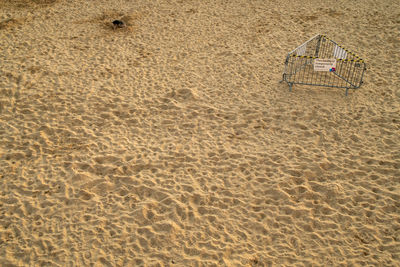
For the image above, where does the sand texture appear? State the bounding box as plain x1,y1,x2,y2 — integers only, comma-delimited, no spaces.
1,0,399,266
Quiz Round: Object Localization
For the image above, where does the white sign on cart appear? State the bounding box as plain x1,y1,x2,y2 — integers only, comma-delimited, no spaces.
313,58,336,72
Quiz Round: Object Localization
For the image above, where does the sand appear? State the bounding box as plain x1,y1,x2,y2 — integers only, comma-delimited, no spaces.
0,0,399,266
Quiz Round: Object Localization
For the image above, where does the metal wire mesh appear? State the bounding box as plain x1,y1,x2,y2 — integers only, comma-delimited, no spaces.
282,35,366,95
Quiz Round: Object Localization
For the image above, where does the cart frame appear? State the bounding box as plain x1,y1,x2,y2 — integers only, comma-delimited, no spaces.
282,34,367,95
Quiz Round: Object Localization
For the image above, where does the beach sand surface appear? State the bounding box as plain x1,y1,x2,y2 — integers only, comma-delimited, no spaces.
1,0,399,266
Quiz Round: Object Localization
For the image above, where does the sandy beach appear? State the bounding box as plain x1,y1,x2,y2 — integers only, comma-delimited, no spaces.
1,0,399,266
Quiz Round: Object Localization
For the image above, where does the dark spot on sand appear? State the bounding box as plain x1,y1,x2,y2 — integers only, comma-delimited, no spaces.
112,20,125,28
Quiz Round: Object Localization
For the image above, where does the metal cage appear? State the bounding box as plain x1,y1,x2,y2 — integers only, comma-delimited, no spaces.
282,34,367,95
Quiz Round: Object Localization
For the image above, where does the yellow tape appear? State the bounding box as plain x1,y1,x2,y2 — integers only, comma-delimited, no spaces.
320,35,363,61
291,35,364,63
290,54,364,63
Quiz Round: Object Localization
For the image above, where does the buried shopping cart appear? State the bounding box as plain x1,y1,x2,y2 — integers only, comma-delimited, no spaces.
281,34,367,95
